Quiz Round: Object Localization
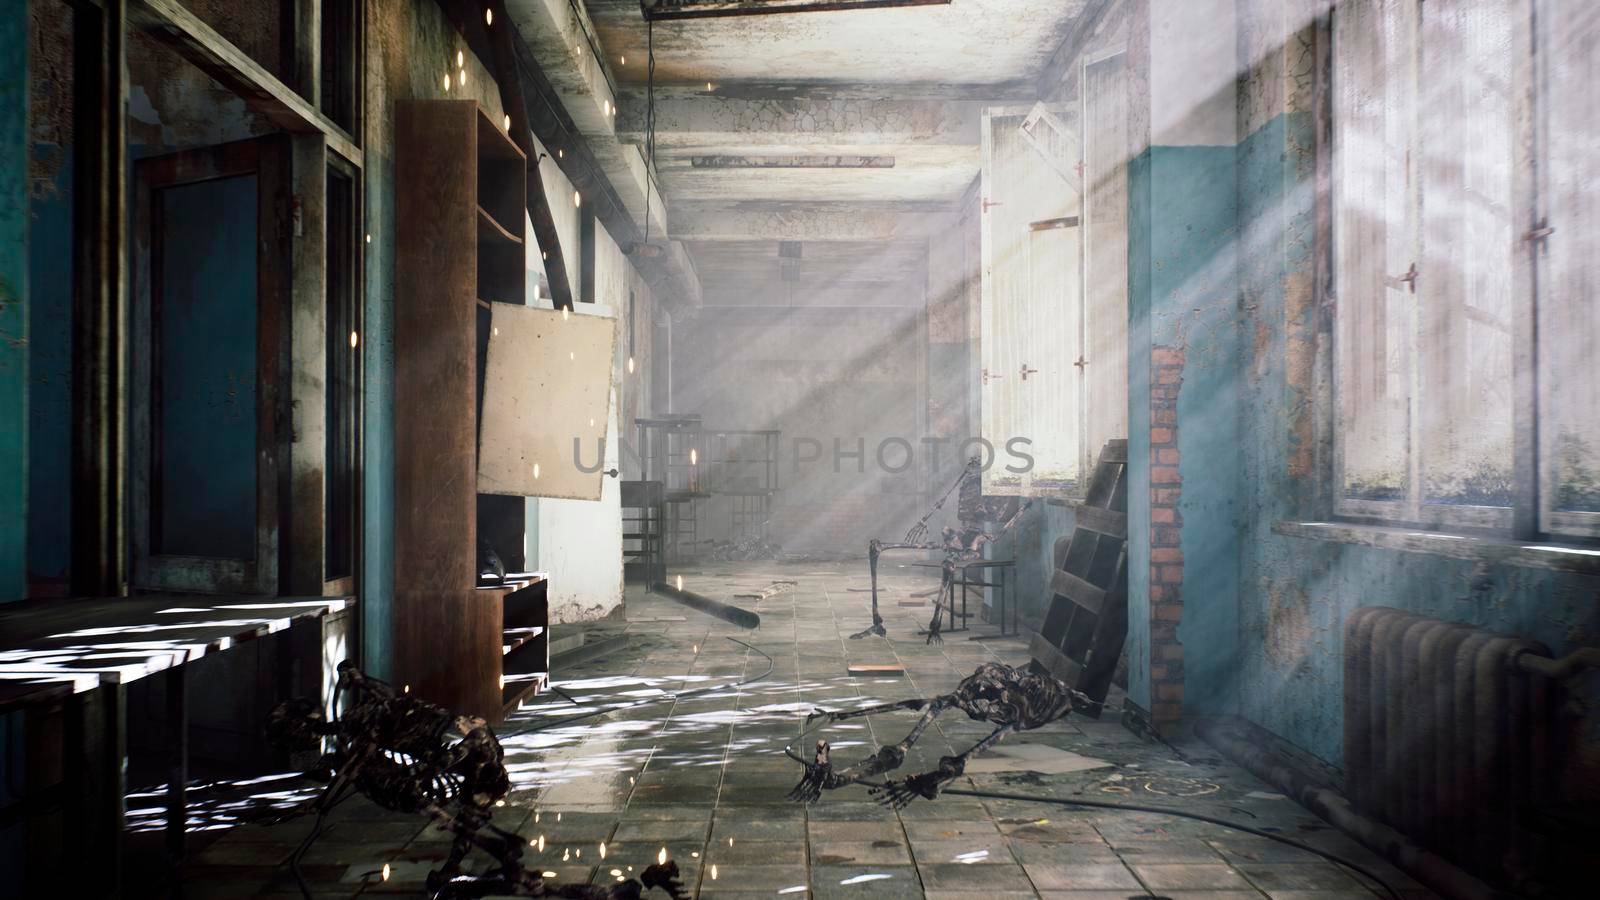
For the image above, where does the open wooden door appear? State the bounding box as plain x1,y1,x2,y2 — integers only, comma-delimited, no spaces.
130,136,289,595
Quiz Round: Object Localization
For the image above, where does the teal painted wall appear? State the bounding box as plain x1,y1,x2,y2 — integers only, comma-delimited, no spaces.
0,3,27,602
26,148,71,590
1123,142,1242,715
1233,108,1600,765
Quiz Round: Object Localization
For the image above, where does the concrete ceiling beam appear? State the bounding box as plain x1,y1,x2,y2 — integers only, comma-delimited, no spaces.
616,94,985,148
506,0,669,241
669,201,957,242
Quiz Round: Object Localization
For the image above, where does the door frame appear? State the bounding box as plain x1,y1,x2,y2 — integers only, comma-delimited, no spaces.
130,135,291,595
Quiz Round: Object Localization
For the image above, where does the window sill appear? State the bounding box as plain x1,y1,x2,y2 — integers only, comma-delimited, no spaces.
1272,520,1600,576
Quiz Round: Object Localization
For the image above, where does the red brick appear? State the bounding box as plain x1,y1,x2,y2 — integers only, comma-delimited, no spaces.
1156,368,1182,385
1152,347,1186,367
1149,584,1170,602
1153,408,1177,426
1149,427,1174,445
1150,546,1183,563
1158,644,1186,661
1151,508,1176,525
1154,602,1184,622
1159,565,1185,584
1157,448,1181,465
1151,526,1181,547
1155,683,1185,701
1151,465,1181,484
1152,488,1181,505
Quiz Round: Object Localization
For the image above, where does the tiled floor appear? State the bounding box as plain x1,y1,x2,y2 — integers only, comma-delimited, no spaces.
174,560,1431,899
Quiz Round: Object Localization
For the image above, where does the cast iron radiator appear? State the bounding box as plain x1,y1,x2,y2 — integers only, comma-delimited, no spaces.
1343,607,1556,885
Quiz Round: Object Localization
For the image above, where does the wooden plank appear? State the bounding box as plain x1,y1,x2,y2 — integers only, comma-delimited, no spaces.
477,205,523,245
128,0,362,166
1050,567,1106,615
394,101,501,716
1029,633,1083,684
1074,504,1127,538
1100,439,1128,463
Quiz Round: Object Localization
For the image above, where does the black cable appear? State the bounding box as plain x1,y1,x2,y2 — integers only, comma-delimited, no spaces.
937,787,1403,900
522,637,775,733
778,737,1402,900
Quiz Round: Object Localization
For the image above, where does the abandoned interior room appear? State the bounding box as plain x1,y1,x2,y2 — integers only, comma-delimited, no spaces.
2,0,1599,897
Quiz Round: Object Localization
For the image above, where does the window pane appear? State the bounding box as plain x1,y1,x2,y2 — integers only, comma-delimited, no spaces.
1418,0,1515,507
1540,1,1600,518
1335,0,1413,502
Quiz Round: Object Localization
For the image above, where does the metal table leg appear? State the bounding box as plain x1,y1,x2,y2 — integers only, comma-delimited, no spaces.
167,664,188,863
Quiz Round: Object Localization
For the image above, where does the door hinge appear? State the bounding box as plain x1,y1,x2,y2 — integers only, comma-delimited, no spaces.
982,367,1005,385
1523,219,1554,247
1019,364,1039,381
1073,355,1088,370
982,197,1004,213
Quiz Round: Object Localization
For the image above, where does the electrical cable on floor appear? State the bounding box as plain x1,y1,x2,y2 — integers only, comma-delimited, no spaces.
778,736,1403,900
936,786,1403,900
522,636,775,732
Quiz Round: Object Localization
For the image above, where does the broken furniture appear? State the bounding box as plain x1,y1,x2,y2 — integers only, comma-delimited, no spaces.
1030,439,1130,715
0,594,347,892
395,100,549,719
960,558,1020,638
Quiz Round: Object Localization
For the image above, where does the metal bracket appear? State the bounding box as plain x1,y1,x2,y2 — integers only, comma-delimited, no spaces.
982,367,1005,385
1385,262,1419,294
1019,364,1039,381
982,197,1003,213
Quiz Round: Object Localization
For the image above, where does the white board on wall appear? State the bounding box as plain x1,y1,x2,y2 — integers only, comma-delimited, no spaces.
478,303,617,501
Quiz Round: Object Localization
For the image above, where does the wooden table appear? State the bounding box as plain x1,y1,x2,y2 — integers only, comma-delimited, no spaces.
0,594,349,889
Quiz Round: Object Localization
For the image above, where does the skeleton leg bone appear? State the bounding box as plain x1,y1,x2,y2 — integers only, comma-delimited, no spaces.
849,539,887,639
789,698,951,803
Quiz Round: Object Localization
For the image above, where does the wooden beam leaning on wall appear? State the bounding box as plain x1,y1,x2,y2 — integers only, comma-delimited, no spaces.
71,0,129,599
457,0,577,310
126,0,362,167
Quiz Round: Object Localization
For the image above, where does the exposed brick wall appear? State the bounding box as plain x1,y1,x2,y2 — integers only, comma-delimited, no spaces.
1149,345,1186,728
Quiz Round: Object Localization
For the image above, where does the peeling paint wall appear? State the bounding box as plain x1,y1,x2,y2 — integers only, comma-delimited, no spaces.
1232,0,1600,774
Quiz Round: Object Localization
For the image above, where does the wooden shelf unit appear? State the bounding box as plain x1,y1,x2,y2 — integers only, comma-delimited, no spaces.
395,100,545,719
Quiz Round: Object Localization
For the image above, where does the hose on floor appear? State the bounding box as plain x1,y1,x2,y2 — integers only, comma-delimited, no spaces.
521,636,775,732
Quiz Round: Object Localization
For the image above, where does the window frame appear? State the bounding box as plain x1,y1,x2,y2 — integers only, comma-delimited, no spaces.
1327,0,1599,543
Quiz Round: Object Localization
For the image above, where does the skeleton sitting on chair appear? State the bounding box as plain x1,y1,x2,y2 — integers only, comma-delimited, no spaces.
787,661,1089,807
851,455,1030,643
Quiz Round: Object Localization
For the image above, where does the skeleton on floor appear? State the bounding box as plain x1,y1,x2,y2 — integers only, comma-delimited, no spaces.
787,661,1090,807
851,455,1030,643
268,662,684,900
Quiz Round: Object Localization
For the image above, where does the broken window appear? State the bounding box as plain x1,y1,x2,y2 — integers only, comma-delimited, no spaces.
1333,0,1599,539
